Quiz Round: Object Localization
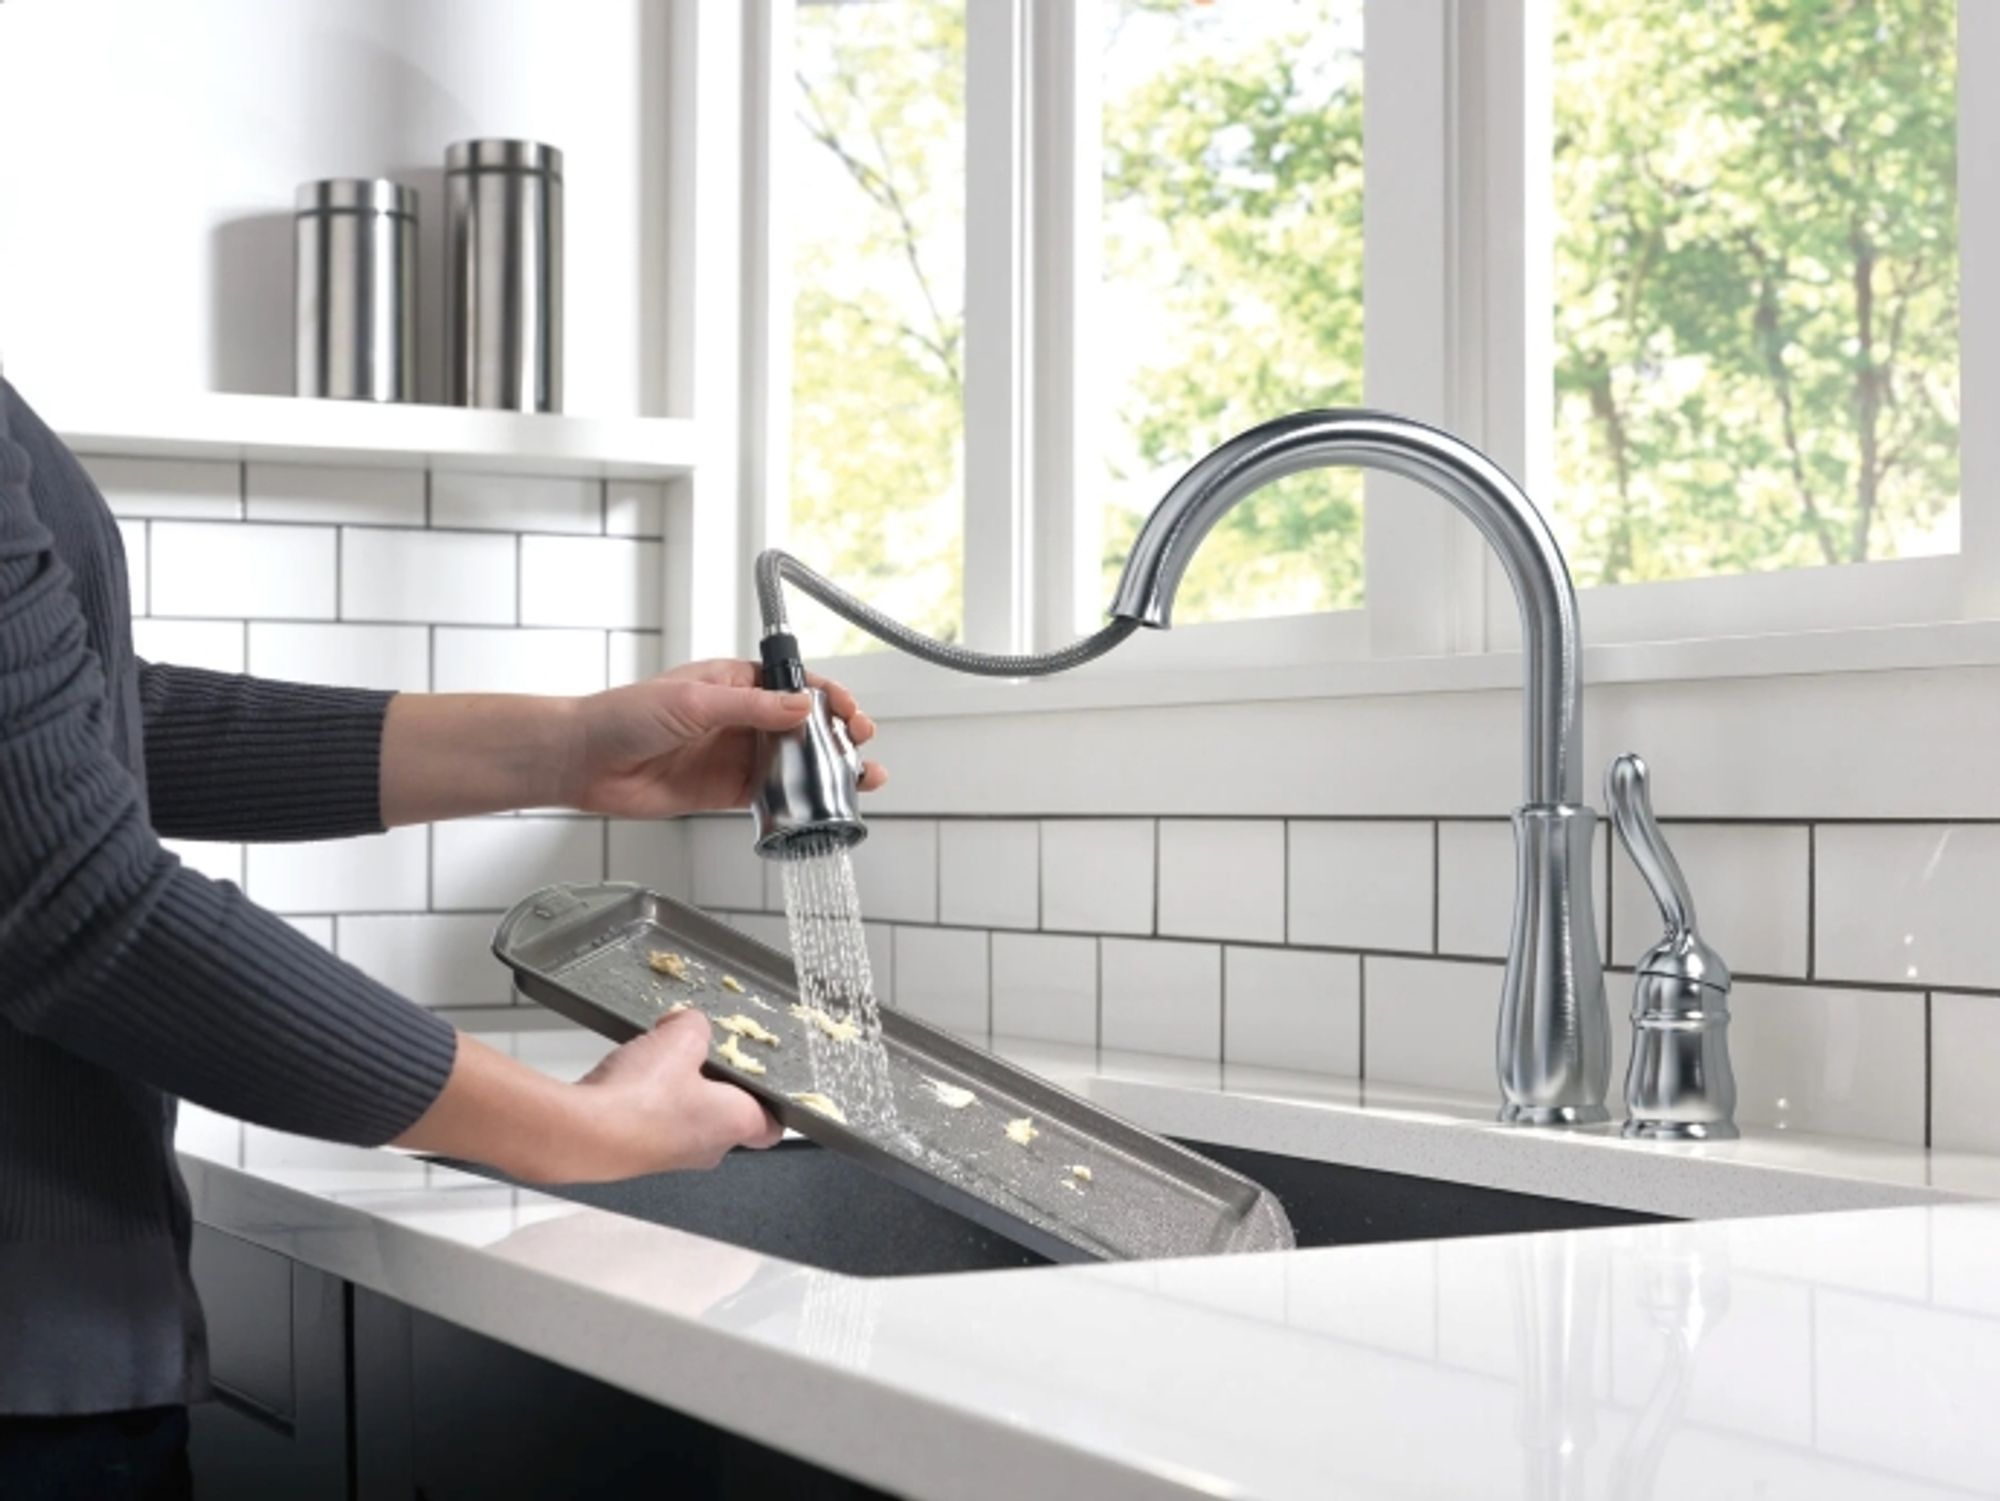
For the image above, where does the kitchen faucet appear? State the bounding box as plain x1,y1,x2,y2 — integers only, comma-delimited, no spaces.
750,408,1611,1126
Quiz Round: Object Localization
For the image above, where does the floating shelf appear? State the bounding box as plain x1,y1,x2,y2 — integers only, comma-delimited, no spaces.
40,390,702,481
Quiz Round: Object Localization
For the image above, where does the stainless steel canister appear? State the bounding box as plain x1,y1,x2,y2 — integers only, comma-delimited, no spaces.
294,179,418,402
444,139,564,412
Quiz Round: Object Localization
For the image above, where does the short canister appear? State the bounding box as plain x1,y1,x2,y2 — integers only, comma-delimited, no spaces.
444,139,564,412
294,178,418,402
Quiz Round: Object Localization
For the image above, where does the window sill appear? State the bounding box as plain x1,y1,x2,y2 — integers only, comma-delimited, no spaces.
826,616,2000,722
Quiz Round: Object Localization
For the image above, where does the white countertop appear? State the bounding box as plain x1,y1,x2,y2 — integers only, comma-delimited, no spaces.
181,1028,2000,1500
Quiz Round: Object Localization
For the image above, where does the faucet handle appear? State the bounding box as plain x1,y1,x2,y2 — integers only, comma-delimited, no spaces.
1606,754,1694,937
1606,753,1729,990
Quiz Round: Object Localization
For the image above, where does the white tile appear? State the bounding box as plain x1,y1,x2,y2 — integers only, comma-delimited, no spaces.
82,455,239,518
246,463,424,526
433,818,605,912
731,913,793,954
340,528,516,625
892,927,987,1037
282,916,335,949
117,519,147,615
992,932,1097,1045
606,479,666,537
607,819,693,902
1610,822,1807,977
132,619,244,673
1158,820,1285,943
164,838,243,886
1363,957,1502,1094
608,631,664,685
1437,820,1610,960
1817,824,2000,989
1041,820,1154,936
249,623,430,693
174,1103,242,1164
431,472,601,534
246,825,428,914
938,821,1039,930
337,913,518,1010
519,536,662,629
1100,938,1222,1060
850,819,938,923
1224,947,1360,1075
688,816,766,910
1727,981,1924,1144
433,627,608,696
150,522,335,619
1289,821,1434,952
1934,993,2000,1153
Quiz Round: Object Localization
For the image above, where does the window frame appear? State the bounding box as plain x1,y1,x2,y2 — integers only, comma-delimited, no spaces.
741,0,1994,695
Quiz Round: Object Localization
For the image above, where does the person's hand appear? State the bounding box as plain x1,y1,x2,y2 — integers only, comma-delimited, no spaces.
540,1010,784,1182
558,658,887,818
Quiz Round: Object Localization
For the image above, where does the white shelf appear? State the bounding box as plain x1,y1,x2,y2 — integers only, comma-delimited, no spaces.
40,390,701,481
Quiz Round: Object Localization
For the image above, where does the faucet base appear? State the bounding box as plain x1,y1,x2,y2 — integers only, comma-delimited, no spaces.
1622,1119,1739,1142
1499,1102,1611,1127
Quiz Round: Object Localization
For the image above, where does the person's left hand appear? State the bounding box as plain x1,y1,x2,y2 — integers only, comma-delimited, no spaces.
557,658,886,818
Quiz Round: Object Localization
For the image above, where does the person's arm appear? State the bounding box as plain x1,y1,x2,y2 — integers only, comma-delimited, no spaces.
0,386,776,1175
377,662,886,828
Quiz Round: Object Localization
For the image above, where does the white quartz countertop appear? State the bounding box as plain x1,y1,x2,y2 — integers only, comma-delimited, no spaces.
181,1028,2000,1500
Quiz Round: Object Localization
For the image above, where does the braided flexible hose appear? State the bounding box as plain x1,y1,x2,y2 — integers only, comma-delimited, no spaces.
754,549,1140,678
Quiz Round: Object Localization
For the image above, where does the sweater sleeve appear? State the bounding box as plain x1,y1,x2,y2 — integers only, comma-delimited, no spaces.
0,403,457,1146
140,663,393,842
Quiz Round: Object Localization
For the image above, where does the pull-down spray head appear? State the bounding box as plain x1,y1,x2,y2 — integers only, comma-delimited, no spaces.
750,631,868,859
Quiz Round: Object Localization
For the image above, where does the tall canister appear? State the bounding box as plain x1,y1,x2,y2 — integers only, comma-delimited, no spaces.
294,179,418,402
445,139,564,412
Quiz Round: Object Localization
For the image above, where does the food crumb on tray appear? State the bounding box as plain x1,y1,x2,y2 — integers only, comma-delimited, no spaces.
789,1091,848,1125
1004,1117,1039,1147
647,950,693,983
924,1077,977,1110
1069,1164,1093,1182
715,1013,782,1047
790,1002,862,1044
720,975,746,994
713,1032,766,1076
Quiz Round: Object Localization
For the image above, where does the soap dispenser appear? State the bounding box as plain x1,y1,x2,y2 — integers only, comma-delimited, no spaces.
1606,754,1738,1140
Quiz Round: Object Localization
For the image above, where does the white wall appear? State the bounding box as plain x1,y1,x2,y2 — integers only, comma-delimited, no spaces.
0,0,670,416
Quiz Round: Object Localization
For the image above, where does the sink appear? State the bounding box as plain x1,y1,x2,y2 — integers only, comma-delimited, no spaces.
458,1139,1665,1278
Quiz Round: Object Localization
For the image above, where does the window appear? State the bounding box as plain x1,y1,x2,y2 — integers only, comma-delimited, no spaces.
1551,0,1959,588
788,0,968,656
1097,0,1365,627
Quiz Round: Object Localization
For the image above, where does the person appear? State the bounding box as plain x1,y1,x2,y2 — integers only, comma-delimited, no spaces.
0,375,886,1499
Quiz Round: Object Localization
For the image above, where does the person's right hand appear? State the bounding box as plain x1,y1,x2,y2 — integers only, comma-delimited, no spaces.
546,1010,784,1182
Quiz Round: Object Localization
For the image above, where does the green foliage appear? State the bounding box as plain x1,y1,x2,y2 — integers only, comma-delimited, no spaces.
1099,0,1366,621
1553,0,1959,585
790,0,967,653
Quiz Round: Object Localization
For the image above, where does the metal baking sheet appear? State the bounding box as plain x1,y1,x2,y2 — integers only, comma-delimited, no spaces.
492,881,1295,1264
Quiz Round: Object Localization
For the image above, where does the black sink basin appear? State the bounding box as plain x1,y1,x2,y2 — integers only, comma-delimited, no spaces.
457,1138,1664,1278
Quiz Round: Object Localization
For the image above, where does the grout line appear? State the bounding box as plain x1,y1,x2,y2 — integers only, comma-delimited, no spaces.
1218,945,1229,1064
1924,990,1934,1149
986,928,995,1040
423,470,433,528
1282,820,1291,944
1150,818,1161,937
1036,820,1044,931
599,478,610,535
1806,824,1818,980
1358,955,1368,1080
1094,936,1104,1065
513,535,523,626
1430,820,1441,954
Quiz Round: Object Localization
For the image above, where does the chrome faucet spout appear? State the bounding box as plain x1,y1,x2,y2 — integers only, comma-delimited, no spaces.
753,406,1610,1124
1111,409,1582,807
1110,409,1607,1122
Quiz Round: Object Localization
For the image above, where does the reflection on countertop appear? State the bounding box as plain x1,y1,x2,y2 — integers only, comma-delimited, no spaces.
178,1028,2000,1500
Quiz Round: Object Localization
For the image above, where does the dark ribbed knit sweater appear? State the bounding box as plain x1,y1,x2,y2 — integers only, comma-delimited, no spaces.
0,378,459,1415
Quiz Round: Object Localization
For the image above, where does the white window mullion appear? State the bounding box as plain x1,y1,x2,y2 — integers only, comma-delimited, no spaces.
962,0,1033,653
1960,0,2000,618
1028,0,1099,646
1362,0,1490,659
739,0,793,651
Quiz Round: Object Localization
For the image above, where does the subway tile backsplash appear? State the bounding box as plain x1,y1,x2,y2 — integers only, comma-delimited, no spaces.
105,454,2000,1156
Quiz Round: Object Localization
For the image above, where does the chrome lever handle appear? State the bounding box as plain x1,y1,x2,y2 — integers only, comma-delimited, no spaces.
1605,753,1696,940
